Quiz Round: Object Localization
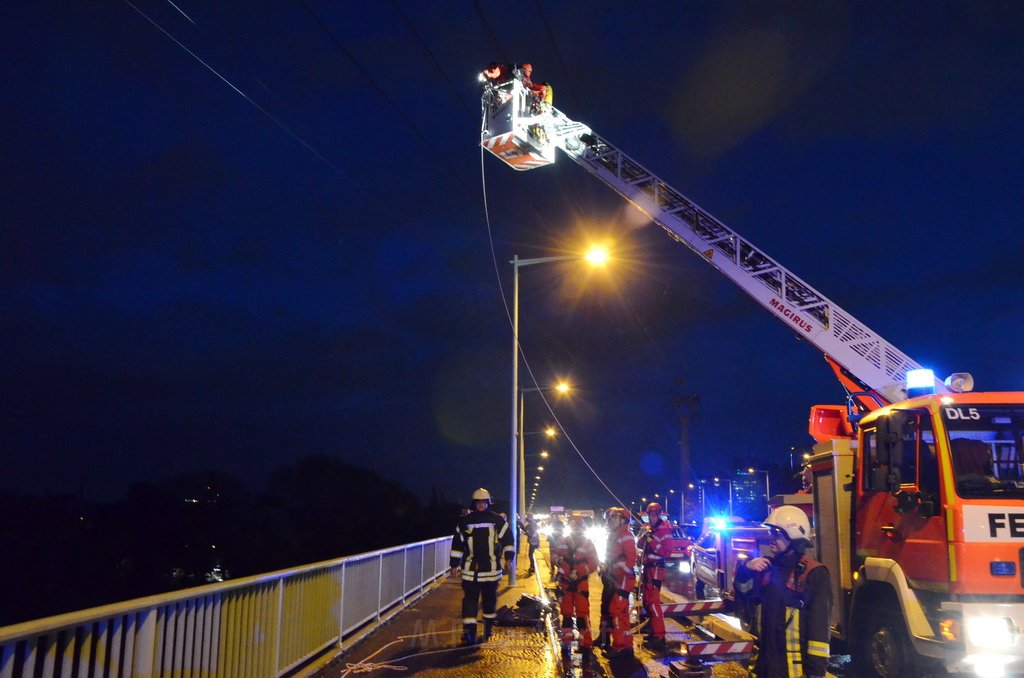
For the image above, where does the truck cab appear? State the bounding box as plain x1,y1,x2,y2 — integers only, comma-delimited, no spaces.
812,392,1024,677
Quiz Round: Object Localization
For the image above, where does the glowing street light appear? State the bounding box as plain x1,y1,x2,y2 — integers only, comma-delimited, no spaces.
584,246,610,266
510,249,610,584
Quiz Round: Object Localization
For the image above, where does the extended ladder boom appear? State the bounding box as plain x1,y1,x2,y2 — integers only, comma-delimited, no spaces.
482,78,942,404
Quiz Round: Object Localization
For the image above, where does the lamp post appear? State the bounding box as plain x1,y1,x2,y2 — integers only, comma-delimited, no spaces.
510,249,607,585
520,384,567,527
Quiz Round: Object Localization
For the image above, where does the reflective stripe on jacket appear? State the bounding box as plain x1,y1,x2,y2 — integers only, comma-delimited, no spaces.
734,552,831,677
450,509,515,582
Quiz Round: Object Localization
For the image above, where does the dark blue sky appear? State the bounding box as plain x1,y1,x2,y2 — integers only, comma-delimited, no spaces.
3,2,1023,507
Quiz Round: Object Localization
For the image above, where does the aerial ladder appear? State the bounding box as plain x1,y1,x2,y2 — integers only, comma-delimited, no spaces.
481,75,946,407
482,73,1024,678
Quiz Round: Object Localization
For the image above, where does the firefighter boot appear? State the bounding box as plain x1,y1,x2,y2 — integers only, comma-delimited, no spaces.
461,623,477,646
482,619,494,643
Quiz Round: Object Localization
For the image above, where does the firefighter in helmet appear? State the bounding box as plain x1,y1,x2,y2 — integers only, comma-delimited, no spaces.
449,488,516,645
598,507,637,658
636,501,672,652
555,514,599,661
734,505,831,678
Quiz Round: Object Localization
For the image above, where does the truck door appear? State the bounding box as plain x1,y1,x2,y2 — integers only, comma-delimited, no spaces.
856,411,949,584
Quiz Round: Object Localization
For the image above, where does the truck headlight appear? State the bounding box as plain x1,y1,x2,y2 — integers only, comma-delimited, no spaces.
967,616,1019,650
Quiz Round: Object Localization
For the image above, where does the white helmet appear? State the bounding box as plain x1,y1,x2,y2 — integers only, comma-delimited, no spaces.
763,505,811,541
471,488,492,504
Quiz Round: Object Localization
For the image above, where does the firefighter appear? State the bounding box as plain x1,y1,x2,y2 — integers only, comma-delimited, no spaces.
598,507,637,658
520,515,540,575
449,487,516,645
519,62,553,112
555,514,599,660
636,501,672,652
734,505,830,678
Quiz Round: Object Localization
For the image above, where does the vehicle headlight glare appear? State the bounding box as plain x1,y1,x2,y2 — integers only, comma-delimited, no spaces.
967,616,1018,649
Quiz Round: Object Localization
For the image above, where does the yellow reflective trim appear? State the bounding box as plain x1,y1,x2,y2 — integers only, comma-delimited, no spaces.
808,640,829,657
945,508,955,542
948,543,958,582
786,609,802,678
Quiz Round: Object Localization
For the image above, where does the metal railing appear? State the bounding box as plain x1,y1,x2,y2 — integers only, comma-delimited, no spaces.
0,535,452,678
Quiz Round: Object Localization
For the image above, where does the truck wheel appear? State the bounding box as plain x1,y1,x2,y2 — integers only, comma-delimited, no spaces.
857,611,910,677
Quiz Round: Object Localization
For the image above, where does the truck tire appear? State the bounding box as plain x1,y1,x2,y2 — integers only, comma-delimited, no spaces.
856,609,911,677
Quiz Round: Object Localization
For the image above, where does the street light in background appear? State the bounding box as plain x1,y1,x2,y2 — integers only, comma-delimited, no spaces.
519,385,566,528
509,248,609,585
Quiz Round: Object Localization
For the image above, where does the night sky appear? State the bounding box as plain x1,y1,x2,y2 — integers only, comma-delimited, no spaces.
4,2,1023,509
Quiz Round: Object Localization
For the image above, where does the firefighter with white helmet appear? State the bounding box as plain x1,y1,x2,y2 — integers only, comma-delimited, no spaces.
449,487,515,645
734,505,831,678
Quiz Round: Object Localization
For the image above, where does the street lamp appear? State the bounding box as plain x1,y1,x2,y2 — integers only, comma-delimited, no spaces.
510,249,608,585
519,387,565,534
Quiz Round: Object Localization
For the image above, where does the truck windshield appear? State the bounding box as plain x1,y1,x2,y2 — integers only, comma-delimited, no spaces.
943,404,1024,498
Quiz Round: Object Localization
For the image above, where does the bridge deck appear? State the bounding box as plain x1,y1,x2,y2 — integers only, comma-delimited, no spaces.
307,542,777,677
310,544,558,678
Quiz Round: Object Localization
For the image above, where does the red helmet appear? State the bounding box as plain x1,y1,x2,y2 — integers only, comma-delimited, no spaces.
646,502,663,515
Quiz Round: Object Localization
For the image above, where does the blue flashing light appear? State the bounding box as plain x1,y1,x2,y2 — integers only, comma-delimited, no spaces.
711,517,727,531
907,369,935,389
906,368,936,398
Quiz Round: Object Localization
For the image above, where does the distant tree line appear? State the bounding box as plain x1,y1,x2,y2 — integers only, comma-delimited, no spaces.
0,454,463,626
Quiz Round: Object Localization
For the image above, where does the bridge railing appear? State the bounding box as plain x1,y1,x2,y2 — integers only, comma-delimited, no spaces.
0,535,452,678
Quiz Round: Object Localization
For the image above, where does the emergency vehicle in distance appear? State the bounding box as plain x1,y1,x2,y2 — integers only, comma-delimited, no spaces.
480,70,1024,677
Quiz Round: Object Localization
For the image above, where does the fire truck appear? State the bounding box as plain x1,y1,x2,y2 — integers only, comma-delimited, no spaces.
480,73,1024,677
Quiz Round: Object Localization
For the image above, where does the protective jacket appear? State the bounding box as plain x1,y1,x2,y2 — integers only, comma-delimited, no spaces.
637,517,673,582
603,524,637,594
734,550,831,678
450,509,515,583
601,523,637,652
555,530,598,590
